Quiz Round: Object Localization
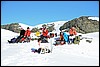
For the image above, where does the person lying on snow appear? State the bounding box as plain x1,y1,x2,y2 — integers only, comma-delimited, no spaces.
31,47,51,54
15,27,25,43
8,37,17,43
31,38,51,54
8,27,25,43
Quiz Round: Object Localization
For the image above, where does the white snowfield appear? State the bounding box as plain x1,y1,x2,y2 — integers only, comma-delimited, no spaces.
1,17,99,66
1,29,99,66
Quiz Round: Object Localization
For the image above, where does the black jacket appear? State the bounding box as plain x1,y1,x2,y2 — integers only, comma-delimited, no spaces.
20,30,25,36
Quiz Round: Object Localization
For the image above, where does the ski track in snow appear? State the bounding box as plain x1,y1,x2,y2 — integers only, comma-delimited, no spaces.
1,28,99,66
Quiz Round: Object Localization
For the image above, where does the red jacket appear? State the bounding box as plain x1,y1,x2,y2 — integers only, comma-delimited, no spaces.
42,29,48,37
24,29,31,37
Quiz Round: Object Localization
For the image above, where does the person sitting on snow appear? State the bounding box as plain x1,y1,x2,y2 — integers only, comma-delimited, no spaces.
68,27,77,44
54,32,65,46
15,27,25,43
20,27,31,43
69,27,77,36
63,31,70,44
60,32,64,41
40,26,49,43
63,30,75,45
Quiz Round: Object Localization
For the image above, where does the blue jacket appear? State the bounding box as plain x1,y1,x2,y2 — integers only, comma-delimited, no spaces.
63,32,69,42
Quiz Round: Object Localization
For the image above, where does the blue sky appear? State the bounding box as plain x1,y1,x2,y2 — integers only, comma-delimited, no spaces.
1,1,99,26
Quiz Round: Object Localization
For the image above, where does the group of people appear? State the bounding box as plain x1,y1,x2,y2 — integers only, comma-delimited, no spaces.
8,26,80,54
37,26,78,46
55,27,79,45
8,25,80,45
34,26,79,54
8,27,31,43
8,26,49,44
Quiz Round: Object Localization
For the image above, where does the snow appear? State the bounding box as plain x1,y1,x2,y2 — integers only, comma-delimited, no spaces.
52,21,67,32
33,21,67,28
19,23,34,30
1,28,99,66
88,17,99,21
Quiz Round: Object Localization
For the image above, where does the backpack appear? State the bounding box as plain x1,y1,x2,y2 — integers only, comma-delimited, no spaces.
73,36,80,44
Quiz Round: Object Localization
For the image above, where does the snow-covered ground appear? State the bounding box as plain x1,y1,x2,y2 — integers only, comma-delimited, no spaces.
1,29,99,66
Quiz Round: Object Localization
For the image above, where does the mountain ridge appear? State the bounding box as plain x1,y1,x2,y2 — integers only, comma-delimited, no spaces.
1,16,99,34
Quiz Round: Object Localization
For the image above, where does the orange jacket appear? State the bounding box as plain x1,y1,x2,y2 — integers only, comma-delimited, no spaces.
69,28,77,35
42,29,48,37
73,30,77,35
69,29,73,35
24,29,31,37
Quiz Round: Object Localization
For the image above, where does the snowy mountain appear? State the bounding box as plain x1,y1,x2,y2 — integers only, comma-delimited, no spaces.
1,29,99,66
88,16,99,21
19,16,99,30
1,20,67,34
18,21,67,37
19,21,67,32
1,16,99,34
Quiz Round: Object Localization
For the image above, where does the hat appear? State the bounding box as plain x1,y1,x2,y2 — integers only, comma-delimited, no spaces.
27,27,30,29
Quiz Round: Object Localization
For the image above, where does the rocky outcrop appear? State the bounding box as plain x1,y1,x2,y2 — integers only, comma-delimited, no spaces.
59,16,99,34
1,23,21,33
